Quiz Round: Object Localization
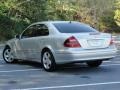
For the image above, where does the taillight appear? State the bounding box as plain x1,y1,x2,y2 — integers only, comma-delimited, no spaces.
64,36,81,48
109,38,114,45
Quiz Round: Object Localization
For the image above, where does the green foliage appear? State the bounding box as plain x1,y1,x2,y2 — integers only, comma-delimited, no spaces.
99,11,119,33
0,14,28,41
0,0,120,41
114,1,120,26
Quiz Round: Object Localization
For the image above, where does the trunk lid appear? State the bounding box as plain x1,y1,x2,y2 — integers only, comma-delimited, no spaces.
71,32,111,49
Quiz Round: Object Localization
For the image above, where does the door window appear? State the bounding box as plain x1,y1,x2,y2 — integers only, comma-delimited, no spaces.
35,24,49,36
21,24,49,38
21,25,36,38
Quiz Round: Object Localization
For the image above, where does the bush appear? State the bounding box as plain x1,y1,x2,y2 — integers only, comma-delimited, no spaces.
0,14,29,41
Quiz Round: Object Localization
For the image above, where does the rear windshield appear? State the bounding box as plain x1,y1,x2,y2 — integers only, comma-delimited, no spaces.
53,22,97,33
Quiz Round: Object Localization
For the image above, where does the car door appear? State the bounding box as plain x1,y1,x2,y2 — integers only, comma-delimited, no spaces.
19,25,39,60
33,24,50,61
19,24,49,61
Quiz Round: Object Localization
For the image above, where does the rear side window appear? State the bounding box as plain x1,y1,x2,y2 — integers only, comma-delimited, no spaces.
53,23,97,33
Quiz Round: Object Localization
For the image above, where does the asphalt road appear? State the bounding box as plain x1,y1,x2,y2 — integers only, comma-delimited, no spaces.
0,48,120,90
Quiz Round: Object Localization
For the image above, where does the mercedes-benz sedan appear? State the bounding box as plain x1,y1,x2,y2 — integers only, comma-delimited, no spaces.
3,21,117,71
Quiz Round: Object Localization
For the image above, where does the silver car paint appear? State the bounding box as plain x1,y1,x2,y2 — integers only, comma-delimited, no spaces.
5,21,117,63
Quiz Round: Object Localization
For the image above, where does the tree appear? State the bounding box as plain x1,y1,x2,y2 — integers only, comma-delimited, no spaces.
114,0,120,26
0,0,119,41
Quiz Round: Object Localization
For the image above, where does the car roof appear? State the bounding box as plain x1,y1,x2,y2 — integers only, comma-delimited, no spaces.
31,21,82,25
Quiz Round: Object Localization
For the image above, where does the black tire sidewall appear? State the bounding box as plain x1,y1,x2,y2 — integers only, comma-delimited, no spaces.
41,50,56,72
87,60,102,67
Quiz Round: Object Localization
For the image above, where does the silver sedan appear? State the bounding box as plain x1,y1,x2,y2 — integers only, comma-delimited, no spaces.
3,21,117,71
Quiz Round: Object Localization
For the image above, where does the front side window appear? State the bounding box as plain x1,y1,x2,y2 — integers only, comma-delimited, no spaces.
21,24,49,38
21,25,36,38
35,24,49,36
53,22,97,33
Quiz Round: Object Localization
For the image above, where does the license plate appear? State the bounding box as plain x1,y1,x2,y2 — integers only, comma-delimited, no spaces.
88,39,102,47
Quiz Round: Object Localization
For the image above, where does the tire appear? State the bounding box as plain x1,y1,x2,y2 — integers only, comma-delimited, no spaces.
41,50,56,72
86,60,102,67
3,47,17,63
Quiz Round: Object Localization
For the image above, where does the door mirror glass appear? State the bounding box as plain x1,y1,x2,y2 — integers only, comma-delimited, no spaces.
15,35,20,39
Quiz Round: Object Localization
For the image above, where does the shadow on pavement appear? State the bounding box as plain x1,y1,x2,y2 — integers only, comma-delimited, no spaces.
56,63,113,75
13,60,43,68
12,60,113,75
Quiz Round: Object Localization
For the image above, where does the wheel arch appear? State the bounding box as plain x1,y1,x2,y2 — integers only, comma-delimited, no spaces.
4,44,11,49
41,46,55,55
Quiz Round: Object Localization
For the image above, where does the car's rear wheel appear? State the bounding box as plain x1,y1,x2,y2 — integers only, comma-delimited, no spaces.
3,47,17,63
86,60,102,67
41,50,56,72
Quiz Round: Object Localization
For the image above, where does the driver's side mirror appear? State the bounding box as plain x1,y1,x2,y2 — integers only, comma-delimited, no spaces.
15,35,20,39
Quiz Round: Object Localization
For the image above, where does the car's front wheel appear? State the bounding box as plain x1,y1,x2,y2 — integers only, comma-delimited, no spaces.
86,60,102,67
3,47,16,63
41,50,56,72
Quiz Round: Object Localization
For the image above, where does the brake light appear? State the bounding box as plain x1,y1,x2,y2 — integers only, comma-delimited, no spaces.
109,38,114,45
64,36,81,48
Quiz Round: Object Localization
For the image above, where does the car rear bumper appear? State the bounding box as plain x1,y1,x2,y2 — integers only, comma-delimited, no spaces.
54,48,117,63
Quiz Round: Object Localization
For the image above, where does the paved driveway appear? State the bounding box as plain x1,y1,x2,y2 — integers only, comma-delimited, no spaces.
0,44,120,90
